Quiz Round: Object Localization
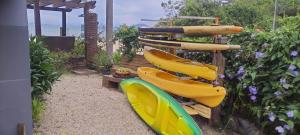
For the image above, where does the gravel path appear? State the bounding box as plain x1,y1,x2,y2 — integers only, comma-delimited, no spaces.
35,74,223,135
35,74,155,135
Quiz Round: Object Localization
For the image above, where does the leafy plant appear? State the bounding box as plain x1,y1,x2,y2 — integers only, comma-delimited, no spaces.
30,37,59,99
50,51,71,75
222,16,300,134
71,37,85,57
94,50,113,70
112,49,122,65
115,24,141,61
32,98,45,123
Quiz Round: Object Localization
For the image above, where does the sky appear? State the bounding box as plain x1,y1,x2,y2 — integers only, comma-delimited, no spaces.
27,0,166,36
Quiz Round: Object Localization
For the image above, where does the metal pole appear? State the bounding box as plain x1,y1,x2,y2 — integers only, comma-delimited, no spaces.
272,0,278,30
0,0,33,134
106,0,113,55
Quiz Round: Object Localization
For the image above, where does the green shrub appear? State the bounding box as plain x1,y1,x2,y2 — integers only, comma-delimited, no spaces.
72,37,85,57
30,37,59,99
222,16,300,134
94,50,113,69
50,51,71,74
115,24,141,61
113,50,122,65
32,98,45,123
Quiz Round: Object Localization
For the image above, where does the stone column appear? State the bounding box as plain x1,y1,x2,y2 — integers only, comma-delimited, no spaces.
0,0,33,134
85,12,98,66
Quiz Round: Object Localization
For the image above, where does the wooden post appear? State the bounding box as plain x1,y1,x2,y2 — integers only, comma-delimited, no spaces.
84,6,89,61
210,36,226,126
17,123,25,135
106,0,114,55
61,11,67,36
34,0,42,36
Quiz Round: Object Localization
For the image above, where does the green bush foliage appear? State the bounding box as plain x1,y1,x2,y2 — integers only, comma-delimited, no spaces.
94,50,113,69
222,16,300,134
113,49,122,65
50,51,71,74
32,98,45,123
115,25,141,61
72,37,85,57
162,0,300,30
30,37,59,99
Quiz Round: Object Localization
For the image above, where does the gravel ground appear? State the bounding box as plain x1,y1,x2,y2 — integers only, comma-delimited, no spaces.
35,74,223,135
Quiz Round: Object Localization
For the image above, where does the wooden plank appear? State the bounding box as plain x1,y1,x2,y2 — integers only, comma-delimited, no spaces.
182,105,199,115
189,104,212,119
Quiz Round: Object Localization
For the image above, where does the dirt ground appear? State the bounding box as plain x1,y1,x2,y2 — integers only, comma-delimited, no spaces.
34,74,225,135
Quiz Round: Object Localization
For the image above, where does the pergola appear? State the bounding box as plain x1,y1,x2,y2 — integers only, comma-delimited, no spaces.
26,0,96,36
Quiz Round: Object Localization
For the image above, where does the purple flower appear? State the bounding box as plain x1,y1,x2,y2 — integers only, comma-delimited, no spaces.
274,91,282,98
279,78,286,85
275,126,284,134
292,70,299,76
248,86,258,95
268,112,276,122
226,73,234,80
237,66,245,76
290,50,298,57
286,111,294,118
284,124,290,130
288,64,297,71
255,51,265,59
250,95,257,102
219,74,225,79
213,81,220,86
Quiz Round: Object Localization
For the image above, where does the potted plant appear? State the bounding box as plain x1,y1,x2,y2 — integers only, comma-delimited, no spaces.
94,50,113,75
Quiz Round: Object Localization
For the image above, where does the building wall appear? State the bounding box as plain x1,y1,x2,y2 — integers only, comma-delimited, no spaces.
0,0,33,134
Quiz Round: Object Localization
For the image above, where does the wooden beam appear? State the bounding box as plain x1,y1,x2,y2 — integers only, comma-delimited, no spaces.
34,0,42,36
27,0,34,4
61,11,67,36
67,1,96,9
64,0,81,8
53,0,81,7
40,0,52,6
52,0,65,7
27,4,72,12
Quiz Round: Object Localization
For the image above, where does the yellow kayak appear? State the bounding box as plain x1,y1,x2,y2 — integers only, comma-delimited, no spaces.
138,67,226,107
144,49,218,80
139,26,243,36
139,38,241,51
121,79,202,135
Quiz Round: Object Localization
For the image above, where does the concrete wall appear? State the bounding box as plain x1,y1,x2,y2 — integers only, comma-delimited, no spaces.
0,0,33,134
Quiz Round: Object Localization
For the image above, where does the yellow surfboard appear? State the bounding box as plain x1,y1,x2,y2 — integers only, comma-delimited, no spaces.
144,49,218,80
139,25,243,36
138,67,226,107
121,79,202,135
139,38,241,51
